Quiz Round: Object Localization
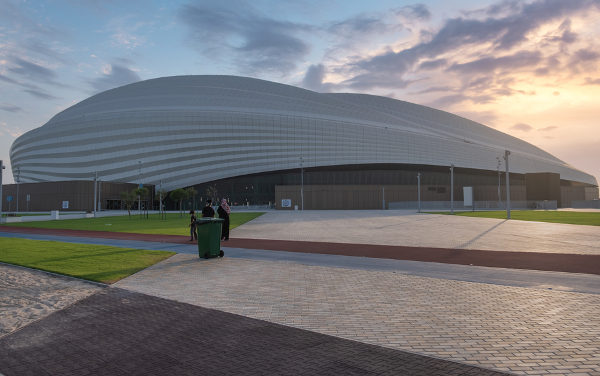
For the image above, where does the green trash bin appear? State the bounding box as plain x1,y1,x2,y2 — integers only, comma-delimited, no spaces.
196,218,225,259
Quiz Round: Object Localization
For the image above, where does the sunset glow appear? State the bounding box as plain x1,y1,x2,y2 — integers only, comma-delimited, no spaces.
1,0,599,184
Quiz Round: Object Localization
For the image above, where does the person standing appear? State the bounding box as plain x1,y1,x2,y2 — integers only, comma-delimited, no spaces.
189,210,197,241
201,199,215,218
217,198,231,241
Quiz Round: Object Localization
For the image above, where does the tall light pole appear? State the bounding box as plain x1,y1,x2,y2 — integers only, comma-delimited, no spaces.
15,167,20,213
450,164,455,214
504,150,511,219
159,179,163,215
417,172,421,213
138,161,142,215
300,156,304,211
0,160,5,223
93,171,98,217
496,156,502,209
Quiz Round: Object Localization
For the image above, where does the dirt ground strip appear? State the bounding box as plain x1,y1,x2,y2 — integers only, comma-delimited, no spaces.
0,263,102,338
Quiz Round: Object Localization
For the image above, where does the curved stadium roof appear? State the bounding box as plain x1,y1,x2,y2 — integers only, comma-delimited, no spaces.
10,75,597,190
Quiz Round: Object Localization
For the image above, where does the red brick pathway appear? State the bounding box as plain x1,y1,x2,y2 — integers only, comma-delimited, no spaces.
1,226,598,275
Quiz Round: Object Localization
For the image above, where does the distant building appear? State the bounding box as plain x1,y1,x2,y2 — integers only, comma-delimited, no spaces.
6,75,598,211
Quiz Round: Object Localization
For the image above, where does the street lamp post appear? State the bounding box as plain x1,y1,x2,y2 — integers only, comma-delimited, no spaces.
159,179,163,215
496,156,502,209
138,161,142,215
15,167,20,213
417,172,421,213
504,150,511,219
0,160,5,223
93,171,97,217
450,164,455,214
300,156,304,211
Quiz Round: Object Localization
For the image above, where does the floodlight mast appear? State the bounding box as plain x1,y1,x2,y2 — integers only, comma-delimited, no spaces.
450,164,454,214
300,156,304,211
496,156,502,209
417,172,421,213
138,161,142,215
93,171,98,217
0,160,5,223
504,150,511,219
16,167,20,213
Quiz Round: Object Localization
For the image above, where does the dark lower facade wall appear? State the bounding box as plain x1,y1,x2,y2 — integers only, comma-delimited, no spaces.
1,181,150,212
188,163,527,207
2,164,597,212
274,184,527,210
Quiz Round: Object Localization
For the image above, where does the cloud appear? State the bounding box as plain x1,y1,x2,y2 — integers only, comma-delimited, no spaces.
0,104,23,112
301,64,333,92
395,4,431,21
7,57,57,81
329,14,396,36
88,63,141,93
0,72,60,100
178,1,312,75
544,19,577,45
23,88,58,100
342,72,414,90
585,77,600,85
511,123,533,132
345,0,599,90
538,125,558,131
447,50,543,75
418,59,447,70
0,74,20,85
410,85,454,95
0,121,24,138
572,48,600,61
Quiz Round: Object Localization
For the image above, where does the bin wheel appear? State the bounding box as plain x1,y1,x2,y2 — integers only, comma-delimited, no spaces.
204,252,209,259
219,250,224,258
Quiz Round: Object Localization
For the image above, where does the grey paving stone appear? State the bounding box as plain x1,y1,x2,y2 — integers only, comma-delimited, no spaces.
0,288,508,376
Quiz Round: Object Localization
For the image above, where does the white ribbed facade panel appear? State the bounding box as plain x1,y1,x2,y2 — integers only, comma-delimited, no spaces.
9,75,597,190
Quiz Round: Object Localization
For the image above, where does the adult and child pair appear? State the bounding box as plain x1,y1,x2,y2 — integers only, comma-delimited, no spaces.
189,199,230,241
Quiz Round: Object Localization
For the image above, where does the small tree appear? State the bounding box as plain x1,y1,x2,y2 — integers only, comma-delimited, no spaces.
169,188,188,217
156,188,168,219
120,190,137,217
135,187,149,218
185,187,198,211
205,185,219,204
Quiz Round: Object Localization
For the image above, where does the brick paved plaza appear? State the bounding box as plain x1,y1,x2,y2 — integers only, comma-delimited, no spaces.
1,211,599,375
115,254,600,375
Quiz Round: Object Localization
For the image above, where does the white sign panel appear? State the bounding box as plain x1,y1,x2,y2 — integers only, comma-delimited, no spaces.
62,200,69,209
463,187,473,207
281,199,292,208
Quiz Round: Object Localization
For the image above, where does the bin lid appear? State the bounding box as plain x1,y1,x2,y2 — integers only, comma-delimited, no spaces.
197,217,224,222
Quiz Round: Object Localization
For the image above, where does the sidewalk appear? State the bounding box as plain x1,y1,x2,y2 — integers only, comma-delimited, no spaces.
1,224,599,275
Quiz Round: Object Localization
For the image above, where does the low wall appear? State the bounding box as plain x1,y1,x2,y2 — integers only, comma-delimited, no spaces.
389,200,557,210
571,200,600,209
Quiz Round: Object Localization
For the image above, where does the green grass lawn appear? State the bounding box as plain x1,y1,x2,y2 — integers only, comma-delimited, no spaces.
431,210,600,226
0,237,175,284
1,212,264,235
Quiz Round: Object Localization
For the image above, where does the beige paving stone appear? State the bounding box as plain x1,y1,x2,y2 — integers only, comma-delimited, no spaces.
116,254,600,375
231,210,600,255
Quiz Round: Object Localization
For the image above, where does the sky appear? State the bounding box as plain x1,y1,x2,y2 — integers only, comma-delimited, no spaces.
1,0,599,185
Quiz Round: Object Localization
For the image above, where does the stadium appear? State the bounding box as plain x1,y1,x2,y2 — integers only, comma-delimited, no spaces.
6,75,599,211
